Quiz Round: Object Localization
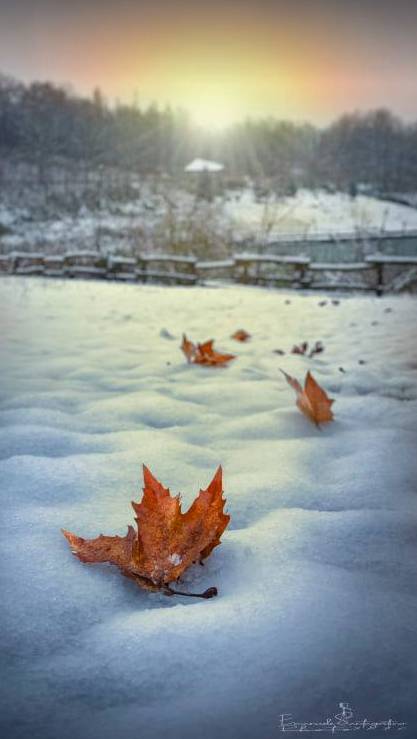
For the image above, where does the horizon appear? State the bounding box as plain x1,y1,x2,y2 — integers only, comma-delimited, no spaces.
3,69,416,132
0,0,416,129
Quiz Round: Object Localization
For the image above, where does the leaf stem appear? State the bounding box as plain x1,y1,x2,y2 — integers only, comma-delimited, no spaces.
163,585,218,599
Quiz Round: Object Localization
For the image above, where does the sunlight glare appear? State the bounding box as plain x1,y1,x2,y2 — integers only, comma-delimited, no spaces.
188,95,243,130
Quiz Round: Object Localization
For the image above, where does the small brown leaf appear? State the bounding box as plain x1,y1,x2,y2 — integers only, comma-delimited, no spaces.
291,342,308,355
308,341,324,358
291,340,324,358
281,369,334,426
231,329,251,342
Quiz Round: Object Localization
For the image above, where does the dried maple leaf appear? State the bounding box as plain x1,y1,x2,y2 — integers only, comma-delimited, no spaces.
308,340,324,358
281,369,334,426
291,340,324,358
181,334,235,366
231,329,251,342
291,341,308,355
62,466,230,599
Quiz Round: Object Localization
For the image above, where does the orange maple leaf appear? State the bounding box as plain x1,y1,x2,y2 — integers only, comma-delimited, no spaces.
181,334,235,366
231,329,251,342
281,369,334,426
62,466,230,599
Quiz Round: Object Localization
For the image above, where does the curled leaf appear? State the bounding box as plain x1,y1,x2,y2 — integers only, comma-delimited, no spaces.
281,369,334,426
181,333,196,363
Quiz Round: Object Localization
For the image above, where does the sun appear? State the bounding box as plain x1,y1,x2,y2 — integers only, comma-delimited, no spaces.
141,46,263,130
188,95,243,130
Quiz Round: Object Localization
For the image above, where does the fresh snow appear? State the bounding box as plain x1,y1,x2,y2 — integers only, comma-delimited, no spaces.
1,187,417,255
1,277,416,739
224,188,417,240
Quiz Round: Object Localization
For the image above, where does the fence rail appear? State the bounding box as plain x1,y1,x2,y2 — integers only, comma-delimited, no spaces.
1,250,417,294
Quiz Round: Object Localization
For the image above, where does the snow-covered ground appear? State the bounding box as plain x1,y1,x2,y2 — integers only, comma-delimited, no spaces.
1,277,417,739
1,187,417,256
224,188,417,241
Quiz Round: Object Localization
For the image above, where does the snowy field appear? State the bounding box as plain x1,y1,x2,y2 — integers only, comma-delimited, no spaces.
1,187,417,256
224,188,417,241
1,276,417,739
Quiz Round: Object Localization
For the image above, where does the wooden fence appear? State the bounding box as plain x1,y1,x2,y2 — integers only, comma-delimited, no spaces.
1,250,417,294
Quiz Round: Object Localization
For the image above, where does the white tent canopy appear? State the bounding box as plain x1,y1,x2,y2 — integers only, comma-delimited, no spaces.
184,158,224,173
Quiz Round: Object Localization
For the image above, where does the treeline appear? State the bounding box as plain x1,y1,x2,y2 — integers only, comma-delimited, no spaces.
1,74,416,192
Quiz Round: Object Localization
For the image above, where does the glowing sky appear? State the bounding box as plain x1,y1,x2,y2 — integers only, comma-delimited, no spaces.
0,0,416,127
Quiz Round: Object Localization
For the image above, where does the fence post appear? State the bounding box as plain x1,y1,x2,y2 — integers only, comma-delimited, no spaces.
190,258,198,285
234,257,249,283
138,255,147,283
9,253,17,274
295,262,306,287
376,262,384,296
